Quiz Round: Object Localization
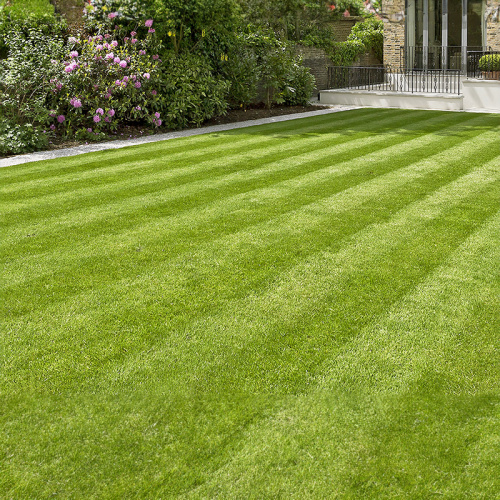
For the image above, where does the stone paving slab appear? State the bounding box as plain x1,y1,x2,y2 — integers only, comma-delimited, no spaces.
0,105,358,168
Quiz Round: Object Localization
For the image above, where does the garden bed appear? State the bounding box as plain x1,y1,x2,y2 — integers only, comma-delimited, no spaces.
45,103,329,152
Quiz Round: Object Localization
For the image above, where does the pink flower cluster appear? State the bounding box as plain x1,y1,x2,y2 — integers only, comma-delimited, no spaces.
152,111,162,127
65,62,78,72
50,22,160,135
70,98,82,108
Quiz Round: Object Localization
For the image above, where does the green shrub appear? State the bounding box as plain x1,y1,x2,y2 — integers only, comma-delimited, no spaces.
348,17,383,62
328,0,366,18
224,38,260,108
45,25,163,135
156,53,230,129
328,18,383,66
0,120,49,155
0,0,65,58
0,28,65,126
478,54,500,72
2,0,54,20
82,0,156,34
282,59,316,106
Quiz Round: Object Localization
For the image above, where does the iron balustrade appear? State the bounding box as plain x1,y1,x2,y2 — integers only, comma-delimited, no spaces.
327,66,462,95
466,50,500,78
400,46,487,72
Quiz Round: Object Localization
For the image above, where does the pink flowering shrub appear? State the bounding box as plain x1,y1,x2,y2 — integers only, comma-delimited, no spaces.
83,0,155,33
47,23,163,136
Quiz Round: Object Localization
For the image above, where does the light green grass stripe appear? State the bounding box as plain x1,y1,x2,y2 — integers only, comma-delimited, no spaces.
2,124,495,315
3,151,497,394
2,113,493,259
186,213,499,499
3,158,492,496
0,109,386,188
315,211,499,395
0,109,390,192
1,110,442,216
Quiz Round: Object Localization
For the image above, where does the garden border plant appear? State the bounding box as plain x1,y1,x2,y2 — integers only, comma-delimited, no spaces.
0,0,320,155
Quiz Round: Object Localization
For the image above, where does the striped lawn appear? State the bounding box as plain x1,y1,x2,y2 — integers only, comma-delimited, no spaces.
1,109,499,498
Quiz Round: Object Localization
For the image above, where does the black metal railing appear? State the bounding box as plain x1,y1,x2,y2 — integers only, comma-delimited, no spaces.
327,66,385,91
327,66,462,94
401,46,487,71
467,50,500,78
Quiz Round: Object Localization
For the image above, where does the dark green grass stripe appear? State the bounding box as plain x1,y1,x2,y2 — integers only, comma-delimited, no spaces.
4,159,498,391
3,155,498,390
187,216,499,498
3,113,492,254
0,108,389,186
1,109,436,209
2,113,499,498
0,109,394,193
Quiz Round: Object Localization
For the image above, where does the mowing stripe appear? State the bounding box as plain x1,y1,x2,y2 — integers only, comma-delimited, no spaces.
2,122,498,306
2,113,493,253
111,163,498,396
1,111,499,499
186,213,499,499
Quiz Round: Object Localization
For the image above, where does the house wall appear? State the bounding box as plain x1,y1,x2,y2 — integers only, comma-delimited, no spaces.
295,46,333,91
381,0,405,68
382,0,500,67
486,0,500,49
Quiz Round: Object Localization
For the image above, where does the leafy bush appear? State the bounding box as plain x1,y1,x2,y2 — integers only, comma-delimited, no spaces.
348,17,383,61
2,0,54,19
478,54,500,72
0,120,49,156
317,18,383,66
0,28,65,126
156,53,230,129
152,0,240,53
282,59,316,105
238,28,314,108
0,0,65,58
328,0,366,18
83,0,155,34
224,37,260,108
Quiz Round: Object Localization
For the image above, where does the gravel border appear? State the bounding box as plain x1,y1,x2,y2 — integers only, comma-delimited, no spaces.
0,105,358,168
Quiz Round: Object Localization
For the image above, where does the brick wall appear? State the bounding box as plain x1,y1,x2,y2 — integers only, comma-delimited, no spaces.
381,0,405,68
327,17,364,42
295,17,383,91
486,0,500,50
295,46,333,91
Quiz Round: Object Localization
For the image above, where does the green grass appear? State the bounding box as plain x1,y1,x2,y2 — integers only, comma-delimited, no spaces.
1,109,499,498
1,0,55,20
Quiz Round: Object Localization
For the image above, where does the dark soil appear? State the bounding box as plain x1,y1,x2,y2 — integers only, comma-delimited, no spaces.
48,103,329,151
